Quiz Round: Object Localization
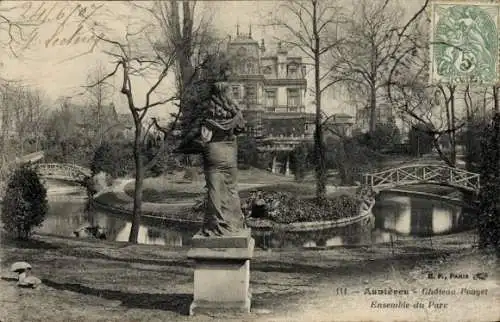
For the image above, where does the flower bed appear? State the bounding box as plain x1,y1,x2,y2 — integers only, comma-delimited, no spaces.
246,192,360,224
191,189,369,225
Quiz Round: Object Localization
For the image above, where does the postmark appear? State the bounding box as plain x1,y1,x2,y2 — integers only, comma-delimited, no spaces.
430,1,500,84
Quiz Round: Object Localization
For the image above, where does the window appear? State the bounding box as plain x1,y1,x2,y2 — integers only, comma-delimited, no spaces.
247,62,255,74
263,66,272,74
232,86,241,100
287,88,300,107
238,62,246,74
264,89,277,108
244,84,257,103
287,64,299,78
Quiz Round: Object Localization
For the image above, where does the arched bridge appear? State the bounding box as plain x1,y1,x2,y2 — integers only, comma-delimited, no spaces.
34,163,92,183
363,164,480,194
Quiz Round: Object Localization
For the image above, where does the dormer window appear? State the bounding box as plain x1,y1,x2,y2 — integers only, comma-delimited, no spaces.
237,47,247,56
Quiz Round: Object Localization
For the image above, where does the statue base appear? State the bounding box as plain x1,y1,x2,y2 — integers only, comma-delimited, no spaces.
187,229,254,316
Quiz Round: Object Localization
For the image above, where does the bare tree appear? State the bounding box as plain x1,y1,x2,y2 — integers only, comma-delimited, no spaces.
266,0,345,201
85,63,114,147
89,18,178,243
381,0,482,167
332,0,430,137
138,1,224,169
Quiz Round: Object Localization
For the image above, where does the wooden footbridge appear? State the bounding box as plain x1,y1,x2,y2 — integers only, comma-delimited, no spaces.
363,164,480,194
34,163,92,183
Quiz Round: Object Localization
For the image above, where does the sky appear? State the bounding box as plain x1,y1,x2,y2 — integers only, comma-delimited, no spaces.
0,0,427,119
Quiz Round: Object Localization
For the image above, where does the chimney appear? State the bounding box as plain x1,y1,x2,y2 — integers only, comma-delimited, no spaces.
260,39,265,52
249,24,252,38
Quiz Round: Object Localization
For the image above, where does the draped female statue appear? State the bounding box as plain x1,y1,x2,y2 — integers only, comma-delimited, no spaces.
176,57,246,237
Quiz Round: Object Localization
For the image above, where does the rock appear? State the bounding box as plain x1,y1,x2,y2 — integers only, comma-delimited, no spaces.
17,273,42,288
10,262,31,273
74,224,106,240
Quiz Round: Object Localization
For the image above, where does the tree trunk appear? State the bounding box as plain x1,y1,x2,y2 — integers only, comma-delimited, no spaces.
312,0,326,200
336,141,349,185
128,124,144,243
449,86,456,166
369,83,377,134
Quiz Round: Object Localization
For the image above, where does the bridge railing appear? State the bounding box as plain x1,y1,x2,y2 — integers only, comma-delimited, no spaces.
363,164,480,192
34,163,91,181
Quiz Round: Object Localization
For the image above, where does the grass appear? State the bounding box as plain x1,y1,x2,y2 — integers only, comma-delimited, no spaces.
139,189,202,203
124,167,295,203
0,231,497,322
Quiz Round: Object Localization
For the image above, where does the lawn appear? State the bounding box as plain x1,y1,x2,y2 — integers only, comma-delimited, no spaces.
0,231,497,322
124,167,295,203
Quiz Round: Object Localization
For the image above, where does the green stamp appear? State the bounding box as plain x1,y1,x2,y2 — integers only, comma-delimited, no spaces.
431,2,499,84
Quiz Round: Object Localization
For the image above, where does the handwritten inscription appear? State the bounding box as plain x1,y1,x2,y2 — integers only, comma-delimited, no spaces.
17,1,105,50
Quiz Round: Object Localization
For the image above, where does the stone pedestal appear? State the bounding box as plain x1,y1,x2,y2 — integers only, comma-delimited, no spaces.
187,229,254,316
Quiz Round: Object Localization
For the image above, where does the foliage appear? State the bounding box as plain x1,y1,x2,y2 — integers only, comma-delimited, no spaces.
91,141,136,178
191,187,360,224
464,117,489,172
477,113,500,252
237,135,259,170
290,143,313,181
408,123,435,157
144,136,171,177
42,107,99,167
1,164,48,240
91,136,176,179
356,120,401,152
324,135,382,185
243,191,360,224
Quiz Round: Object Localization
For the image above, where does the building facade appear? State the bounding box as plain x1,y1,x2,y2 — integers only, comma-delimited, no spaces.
226,27,314,174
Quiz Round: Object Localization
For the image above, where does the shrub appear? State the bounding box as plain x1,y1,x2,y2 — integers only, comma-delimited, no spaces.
464,118,489,172
91,141,135,178
331,138,382,185
237,135,259,169
291,143,312,182
356,120,401,152
408,123,435,156
1,164,48,240
478,114,500,252
243,191,360,224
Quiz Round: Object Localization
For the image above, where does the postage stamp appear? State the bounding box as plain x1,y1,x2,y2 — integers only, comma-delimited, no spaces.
430,1,500,84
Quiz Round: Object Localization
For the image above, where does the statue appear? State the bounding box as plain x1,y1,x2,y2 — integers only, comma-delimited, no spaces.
176,56,246,237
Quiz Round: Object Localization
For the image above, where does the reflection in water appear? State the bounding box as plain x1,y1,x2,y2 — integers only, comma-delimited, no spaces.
325,236,343,247
372,193,472,237
115,223,167,245
32,186,476,249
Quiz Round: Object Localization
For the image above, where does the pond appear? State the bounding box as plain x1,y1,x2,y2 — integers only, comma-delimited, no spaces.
32,181,477,249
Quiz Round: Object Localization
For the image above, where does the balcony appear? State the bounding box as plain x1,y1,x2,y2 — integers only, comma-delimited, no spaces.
261,133,312,142
263,78,307,86
264,105,306,113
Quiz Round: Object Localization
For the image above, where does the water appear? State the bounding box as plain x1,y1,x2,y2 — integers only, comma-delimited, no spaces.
35,182,476,249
